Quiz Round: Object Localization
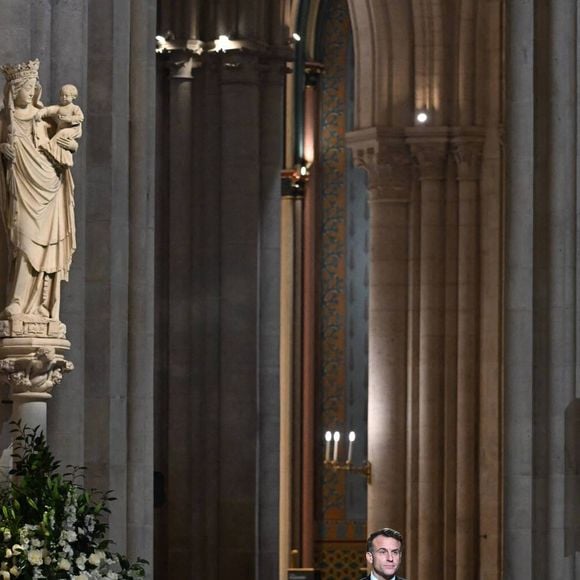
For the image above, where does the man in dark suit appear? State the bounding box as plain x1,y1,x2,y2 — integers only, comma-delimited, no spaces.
359,527,406,580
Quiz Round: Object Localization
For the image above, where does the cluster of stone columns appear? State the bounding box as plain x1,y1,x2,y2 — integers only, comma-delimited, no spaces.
155,44,285,578
347,123,499,579
506,0,580,577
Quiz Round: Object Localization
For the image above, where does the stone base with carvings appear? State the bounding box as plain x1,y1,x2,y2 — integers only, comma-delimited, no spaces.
0,315,67,340
0,338,73,395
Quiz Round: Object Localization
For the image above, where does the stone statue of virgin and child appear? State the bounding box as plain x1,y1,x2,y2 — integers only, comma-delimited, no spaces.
0,60,83,336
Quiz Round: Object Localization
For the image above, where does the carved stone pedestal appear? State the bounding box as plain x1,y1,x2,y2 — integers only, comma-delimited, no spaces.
0,315,67,340
0,337,73,432
0,336,73,477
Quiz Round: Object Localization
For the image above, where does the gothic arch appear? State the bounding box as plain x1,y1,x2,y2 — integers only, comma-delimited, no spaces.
346,0,413,127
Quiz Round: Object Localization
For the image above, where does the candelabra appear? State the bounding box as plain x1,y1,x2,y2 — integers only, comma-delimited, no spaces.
323,430,372,482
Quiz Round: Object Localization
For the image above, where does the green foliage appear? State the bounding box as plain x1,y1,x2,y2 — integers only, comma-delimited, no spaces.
0,423,147,579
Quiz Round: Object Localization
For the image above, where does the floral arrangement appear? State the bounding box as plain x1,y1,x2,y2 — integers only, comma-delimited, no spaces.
0,424,147,579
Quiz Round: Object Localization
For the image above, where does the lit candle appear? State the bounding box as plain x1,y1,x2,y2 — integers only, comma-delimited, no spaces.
324,431,332,461
333,431,340,462
347,431,356,463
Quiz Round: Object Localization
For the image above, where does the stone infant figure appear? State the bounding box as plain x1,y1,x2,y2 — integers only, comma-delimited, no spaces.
37,83,83,167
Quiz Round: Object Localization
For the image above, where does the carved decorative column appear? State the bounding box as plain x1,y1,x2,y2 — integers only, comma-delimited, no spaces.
451,128,484,579
406,127,448,578
346,127,413,540
0,341,73,435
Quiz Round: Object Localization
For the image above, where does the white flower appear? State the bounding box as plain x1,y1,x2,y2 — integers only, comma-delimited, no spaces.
2,530,10,542
61,530,77,543
88,552,102,566
75,554,87,570
43,555,51,565
8,566,20,577
105,573,119,580
10,545,23,556
4,549,11,558
57,558,71,571
30,538,42,548
0,571,8,580
73,575,88,580
27,549,43,566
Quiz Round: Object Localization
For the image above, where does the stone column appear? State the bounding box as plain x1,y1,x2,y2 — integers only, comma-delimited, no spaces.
218,50,261,579
346,127,413,539
451,129,484,579
156,44,285,579
127,0,156,570
406,128,448,578
279,180,296,580
506,0,580,576
163,52,195,580
42,0,89,471
505,0,534,576
0,340,74,434
301,65,321,569
258,60,284,579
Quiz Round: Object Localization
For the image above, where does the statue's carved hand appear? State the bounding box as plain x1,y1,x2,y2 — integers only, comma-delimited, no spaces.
56,135,78,152
0,143,14,162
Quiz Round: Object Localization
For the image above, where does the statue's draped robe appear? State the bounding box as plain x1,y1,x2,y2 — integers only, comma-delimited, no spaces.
0,110,75,312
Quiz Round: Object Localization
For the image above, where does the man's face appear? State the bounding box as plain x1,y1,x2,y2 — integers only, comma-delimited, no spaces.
366,535,402,579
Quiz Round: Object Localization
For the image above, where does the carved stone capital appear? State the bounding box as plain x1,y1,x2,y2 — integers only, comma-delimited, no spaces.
346,128,413,202
161,48,203,79
405,128,449,181
409,141,448,180
0,341,73,395
451,128,486,181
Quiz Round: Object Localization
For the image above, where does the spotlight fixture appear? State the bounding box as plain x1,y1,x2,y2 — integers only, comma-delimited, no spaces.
155,31,175,53
292,33,301,42
416,110,429,124
214,34,231,52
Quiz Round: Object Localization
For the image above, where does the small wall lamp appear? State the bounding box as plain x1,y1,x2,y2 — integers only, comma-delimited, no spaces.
324,430,371,482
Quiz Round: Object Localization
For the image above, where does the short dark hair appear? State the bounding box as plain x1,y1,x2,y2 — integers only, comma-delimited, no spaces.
366,528,404,553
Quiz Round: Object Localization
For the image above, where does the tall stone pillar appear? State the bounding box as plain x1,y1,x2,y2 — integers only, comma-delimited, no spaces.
162,53,195,580
279,180,297,579
218,50,262,579
406,128,448,578
451,129,483,579
506,0,580,576
301,66,322,569
346,127,413,540
505,0,534,576
156,43,285,580
258,61,284,580
48,0,88,473
127,0,156,569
